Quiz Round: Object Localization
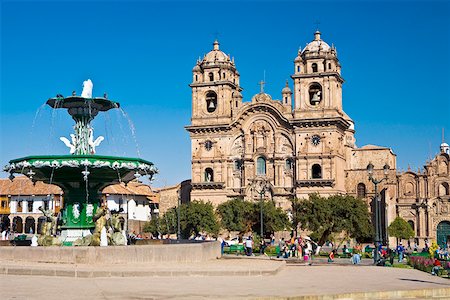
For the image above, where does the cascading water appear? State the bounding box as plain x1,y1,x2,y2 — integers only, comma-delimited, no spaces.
4,80,158,246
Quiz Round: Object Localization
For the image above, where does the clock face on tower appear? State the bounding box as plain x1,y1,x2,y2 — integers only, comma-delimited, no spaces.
311,135,321,146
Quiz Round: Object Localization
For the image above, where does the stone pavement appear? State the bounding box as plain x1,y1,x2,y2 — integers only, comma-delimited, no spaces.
1,258,450,299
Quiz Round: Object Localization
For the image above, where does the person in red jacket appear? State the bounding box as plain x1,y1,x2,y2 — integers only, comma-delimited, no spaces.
432,258,442,275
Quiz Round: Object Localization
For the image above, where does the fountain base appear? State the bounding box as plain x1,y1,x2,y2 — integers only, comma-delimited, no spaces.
59,229,93,244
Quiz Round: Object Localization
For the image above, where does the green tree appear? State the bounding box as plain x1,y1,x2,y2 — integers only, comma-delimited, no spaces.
216,198,254,234
144,200,219,239
294,194,373,246
387,217,414,246
182,200,220,238
251,200,290,237
290,198,302,237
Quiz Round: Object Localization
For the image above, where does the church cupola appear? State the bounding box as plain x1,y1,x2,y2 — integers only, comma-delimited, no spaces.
189,40,243,126
281,80,292,107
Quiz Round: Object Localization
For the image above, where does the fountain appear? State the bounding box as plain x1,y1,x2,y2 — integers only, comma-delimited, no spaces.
3,80,157,245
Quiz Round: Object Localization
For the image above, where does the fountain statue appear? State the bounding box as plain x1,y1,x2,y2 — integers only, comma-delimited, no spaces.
4,81,157,245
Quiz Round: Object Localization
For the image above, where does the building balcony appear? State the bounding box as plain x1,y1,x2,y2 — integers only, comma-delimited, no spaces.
192,182,225,190
296,179,335,188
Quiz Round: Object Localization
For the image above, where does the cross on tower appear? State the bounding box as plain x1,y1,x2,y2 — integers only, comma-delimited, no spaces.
315,20,320,31
258,80,266,93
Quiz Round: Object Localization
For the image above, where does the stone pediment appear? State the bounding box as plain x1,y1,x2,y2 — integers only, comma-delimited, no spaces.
252,92,272,103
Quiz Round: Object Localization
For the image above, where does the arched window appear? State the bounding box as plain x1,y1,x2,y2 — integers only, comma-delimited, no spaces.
223,72,226,79
408,220,415,232
206,91,217,113
209,72,214,81
312,63,318,73
256,157,266,176
297,66,300,72
328,63,331,70
309,83,322,106
25,216,35,234
205,168,214,182
405,182,414,195
195,75,198,82
439,182,450,196
312,164,322,179
234,159,242,171
285,159,293,172
357,183,366,198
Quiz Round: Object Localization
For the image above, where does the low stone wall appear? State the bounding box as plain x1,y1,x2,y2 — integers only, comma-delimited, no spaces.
0,241,221,264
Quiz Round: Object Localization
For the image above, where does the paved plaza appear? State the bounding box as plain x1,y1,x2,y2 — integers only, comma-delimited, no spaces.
1,258,450,299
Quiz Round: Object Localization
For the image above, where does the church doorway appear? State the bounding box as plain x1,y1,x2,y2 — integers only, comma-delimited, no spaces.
437,221,450,249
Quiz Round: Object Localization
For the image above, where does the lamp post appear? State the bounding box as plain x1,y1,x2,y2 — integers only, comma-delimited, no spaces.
367,162,390,265
177,188,181,240
251,177,269,239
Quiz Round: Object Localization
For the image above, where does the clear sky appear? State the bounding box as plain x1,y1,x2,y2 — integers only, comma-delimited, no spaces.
1,0,449,187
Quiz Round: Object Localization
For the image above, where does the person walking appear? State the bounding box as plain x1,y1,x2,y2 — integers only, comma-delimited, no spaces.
396,243,405,262
245,236,253,256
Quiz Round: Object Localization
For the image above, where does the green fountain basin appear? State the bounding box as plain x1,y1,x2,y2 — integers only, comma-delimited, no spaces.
4,155,157,230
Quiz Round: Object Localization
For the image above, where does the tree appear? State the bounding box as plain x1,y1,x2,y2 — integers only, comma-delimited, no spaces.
294,194,373,246
387,217,414,246
290,198,302,237
250,200,290,237
216,198,254,234
144,200,219,239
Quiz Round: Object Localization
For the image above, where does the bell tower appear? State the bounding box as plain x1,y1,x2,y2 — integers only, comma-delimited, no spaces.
291,31,344,119
189,40,242,126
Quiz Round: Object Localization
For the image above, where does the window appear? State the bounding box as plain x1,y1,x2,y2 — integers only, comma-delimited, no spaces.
439,182,450,196
234,160,242,171
43,200,49,210
312,63,318,73
408,220,415,231
357,183,366,198
206,91,217,113
328,63,331,70
28,201,33,213
312,164,322,179
285,159,293,171
256,157,266,175
297,66,300,72
195,75,198,81
205,168,214,182
309,83,322,105
209,72,214,81
223,72,226,79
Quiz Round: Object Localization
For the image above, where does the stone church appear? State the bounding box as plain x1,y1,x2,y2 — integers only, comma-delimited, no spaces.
185,31,450,247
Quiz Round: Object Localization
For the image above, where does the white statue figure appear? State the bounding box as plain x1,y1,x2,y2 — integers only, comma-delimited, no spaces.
60,133,77,154
81,79,93,98
31,235,38,247
100,226,108,246
88,128,104,154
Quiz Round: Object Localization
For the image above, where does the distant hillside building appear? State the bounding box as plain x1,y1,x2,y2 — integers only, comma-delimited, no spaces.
185,31,450,247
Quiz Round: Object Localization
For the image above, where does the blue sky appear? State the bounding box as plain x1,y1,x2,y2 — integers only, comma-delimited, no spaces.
1,0,449,187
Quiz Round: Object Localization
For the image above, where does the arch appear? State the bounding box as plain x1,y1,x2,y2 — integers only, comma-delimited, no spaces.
408,220,415,232
205,91,217,113
405,182,414,196
208,72,214,82
438,182,450,196
25,216,35,234
357,183,366,198
309,83,322,106
285,158,293,172
311,63,318,73
205,168,214,182
37,216,47,234
1,215,10,232
437,221,450,249
312,164,322,179
12,216,23,233
256,157,266,176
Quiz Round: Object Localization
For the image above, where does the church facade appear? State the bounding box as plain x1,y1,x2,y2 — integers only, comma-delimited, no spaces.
185,31,450,247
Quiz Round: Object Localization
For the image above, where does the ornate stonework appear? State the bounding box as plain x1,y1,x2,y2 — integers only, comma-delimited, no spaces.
186,32,450,247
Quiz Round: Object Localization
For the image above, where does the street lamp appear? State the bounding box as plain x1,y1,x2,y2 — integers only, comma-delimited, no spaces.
367,162,390,265
251,177,269,239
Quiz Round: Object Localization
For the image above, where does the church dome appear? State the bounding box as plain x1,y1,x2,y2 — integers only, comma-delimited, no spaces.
282,81,292,94
303,31,331,53
203,40,230,64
